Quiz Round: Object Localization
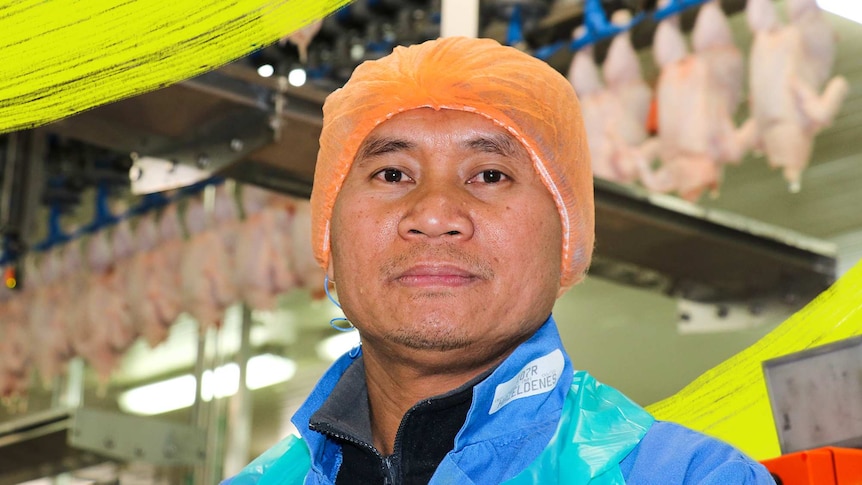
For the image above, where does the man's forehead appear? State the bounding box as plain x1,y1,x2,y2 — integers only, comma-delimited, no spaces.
354,109,528,162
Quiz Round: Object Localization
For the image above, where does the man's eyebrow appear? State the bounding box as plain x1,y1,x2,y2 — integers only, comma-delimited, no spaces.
355,137,416,162
463,134,521,158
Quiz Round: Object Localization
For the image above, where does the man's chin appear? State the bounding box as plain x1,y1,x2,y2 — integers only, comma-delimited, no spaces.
385,330,471,352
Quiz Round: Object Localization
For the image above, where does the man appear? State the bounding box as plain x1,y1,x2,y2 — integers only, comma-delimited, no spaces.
225,36,773,484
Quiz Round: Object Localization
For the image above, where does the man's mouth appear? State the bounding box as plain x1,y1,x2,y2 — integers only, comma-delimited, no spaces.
394,264,481,287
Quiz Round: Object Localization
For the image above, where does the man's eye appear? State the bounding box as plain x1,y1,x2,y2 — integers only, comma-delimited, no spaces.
473,170,507,184
376,168,404,182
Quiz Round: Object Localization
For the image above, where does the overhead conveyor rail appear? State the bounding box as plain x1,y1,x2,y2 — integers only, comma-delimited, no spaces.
592,179,836,303
0,408,97,485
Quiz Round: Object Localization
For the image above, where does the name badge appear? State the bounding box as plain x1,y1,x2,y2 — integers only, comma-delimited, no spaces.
489,349,564,414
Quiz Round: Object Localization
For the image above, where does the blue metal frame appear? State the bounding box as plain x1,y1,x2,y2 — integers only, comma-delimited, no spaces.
533,0,712,60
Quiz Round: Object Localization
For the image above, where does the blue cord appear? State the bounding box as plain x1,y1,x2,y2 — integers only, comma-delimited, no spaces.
324,274,341,309
325,275,356,332
348,344,362,359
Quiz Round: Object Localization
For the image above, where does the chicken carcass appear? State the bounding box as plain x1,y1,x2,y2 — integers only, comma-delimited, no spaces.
692,0,744,116
26,248,74,386
148,204,186,335
125,211,170,347
639,11,755,201
280,20,323,63
76,228,135,383
787,0,837,90
567,28,645,184
0,286,31,400
234,186,297,310
602,10,653,129
180,193,239,332
61,238,88,368
290,199,327,300
747,0,849,190
105,218,138,352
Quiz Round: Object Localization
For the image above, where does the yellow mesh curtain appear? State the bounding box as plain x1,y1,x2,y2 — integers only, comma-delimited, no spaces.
648,259,862,460
0,0,350,133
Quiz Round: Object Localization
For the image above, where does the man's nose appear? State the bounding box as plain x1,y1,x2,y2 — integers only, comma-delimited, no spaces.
398,181,474,240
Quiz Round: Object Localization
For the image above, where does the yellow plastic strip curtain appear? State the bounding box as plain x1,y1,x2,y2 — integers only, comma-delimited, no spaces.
0,0,350,133
647,259,862,460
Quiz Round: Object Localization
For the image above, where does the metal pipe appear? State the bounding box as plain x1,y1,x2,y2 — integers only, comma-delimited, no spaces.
190,325,209,483
190,328,207,428
223,304,254,477
0,133,18,231
205,327,227,483
61,358,85,409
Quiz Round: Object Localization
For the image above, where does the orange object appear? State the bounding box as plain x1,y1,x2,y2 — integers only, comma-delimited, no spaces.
646,97,659,135
311,36,594,291
761,447,862,485
4,266,16,289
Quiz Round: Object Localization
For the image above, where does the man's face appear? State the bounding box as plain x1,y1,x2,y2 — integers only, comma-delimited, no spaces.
329,108,563,366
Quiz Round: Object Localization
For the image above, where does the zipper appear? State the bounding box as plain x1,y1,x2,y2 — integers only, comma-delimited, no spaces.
383,455,397,485
312,397,443,484
309,422,384,459
384,398,436,485
310,422,394,483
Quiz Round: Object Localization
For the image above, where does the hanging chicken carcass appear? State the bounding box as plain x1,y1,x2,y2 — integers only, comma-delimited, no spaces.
26,248,75,386
568,27,645,184
146,204,186,339
75,225,136,383
639,9,755,201
234,185,297,310
107,217,138,352
746,0,849,191
62,238,89,372
290,199,327,300
125,211,171,347
280,20,323,63
602,10,653,131
787,0,837,90
180,189,240,332
0,283,31,400
692,0,745,116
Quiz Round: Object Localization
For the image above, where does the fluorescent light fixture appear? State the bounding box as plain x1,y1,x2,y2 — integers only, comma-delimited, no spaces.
288,68,307,87
257,63,275,78
247,353,297,389
119,374,196,416
817,0,862,24
119,354,297,416
316,332,360,362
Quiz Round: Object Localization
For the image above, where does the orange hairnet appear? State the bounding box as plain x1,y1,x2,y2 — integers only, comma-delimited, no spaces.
311,36,594,290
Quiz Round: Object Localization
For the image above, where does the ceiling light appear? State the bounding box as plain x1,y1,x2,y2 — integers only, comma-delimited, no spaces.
817,0,862,24
118,374,196,416
288,68,307,87
257,63,275,78
118,354,296,416
247,353,297,388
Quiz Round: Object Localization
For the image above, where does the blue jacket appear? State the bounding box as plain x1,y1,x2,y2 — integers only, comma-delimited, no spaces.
224,316,774,484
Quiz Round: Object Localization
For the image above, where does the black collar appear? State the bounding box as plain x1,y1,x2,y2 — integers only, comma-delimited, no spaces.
308,356,493,484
